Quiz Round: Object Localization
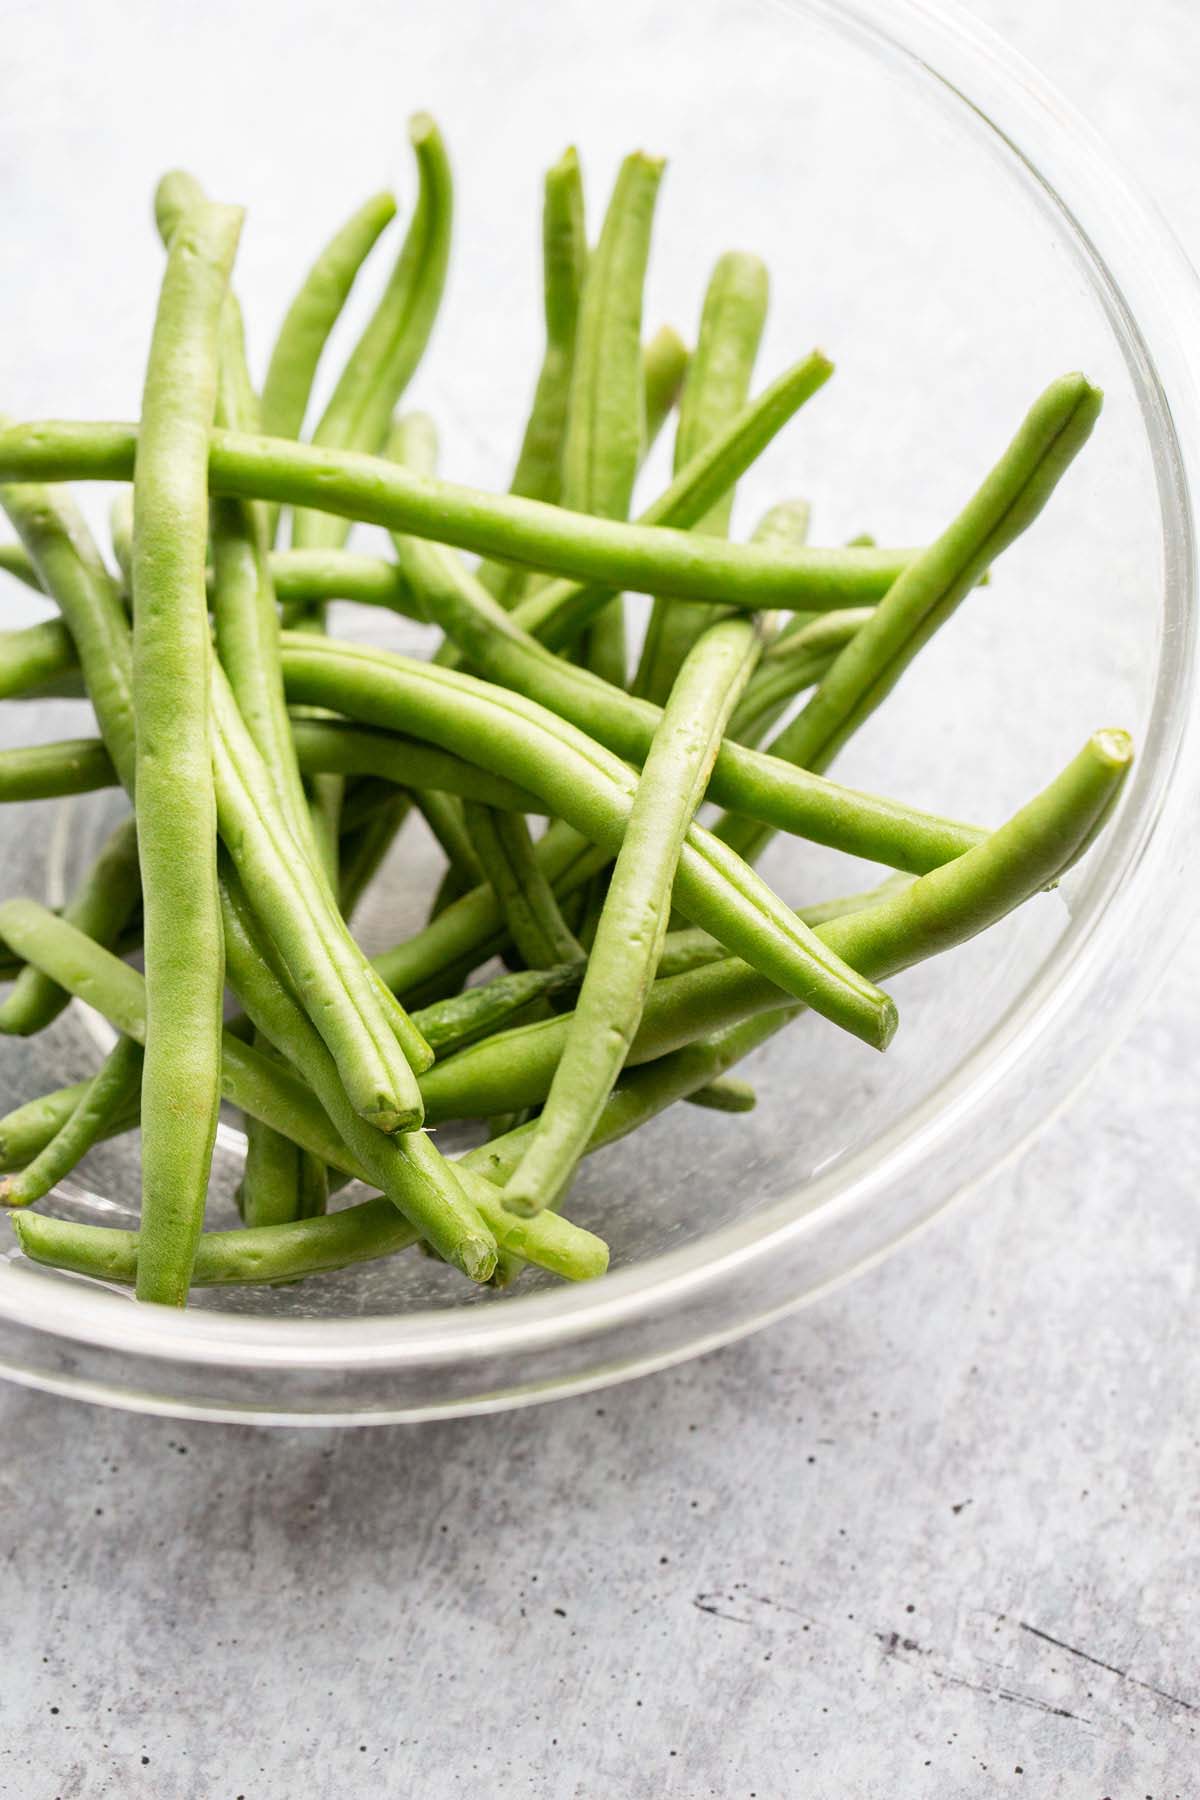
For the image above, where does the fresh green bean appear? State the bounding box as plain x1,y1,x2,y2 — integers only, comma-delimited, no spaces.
0,542,41,591
508,353,835,649
0,736,115,801
717,374,1104,862
293,114,452,550
505,610,766,1213
108,491,133,591
636,251,769,701
281,631,897,1048
0,478,136,788
462,802,584,970
219,868,495,1279
210,664,431,1129
293,718,541,808
465,728,1133,1193
371,540,983,873
261,189,398,448
130,196,242,1304
337,792,413,922
641,325,689,455
560,151,664,684
0,418,912,613
0,815,141,1037
0,1033,141,1209
0,618,80,700
478,147,587,604
0,1076,140,1172
0,891,606,1284
728,610,870,746
683,1075,756,1113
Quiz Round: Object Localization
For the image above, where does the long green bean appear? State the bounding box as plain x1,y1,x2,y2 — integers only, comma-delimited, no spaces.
368,542,983,872
505,611,765,1213
561,151,664,683
281,630,897,1048
0,542,41,591
0,815,141,1037
0,1033,141,1209
462,802,584,969
261,189,398,446
219,869,494,1279
477,146,587,605
129,196,241,1304
636,251,769,700
0,419,911,611
293,114,452,550
717,374,1104,861
0,618,80,700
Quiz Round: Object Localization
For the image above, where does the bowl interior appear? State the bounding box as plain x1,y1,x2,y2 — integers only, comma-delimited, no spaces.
0,0,1182,1359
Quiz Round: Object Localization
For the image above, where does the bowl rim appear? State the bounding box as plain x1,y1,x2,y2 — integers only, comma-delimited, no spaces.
3,0,1200,1418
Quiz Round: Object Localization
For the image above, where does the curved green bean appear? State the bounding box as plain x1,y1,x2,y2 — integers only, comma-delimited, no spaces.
0,815,141,1037
0,736,115,801
0,542,42,590
636,250,769,701
0,618,80,700
219,869,494,1280
478,146,587,604
0,1033,141,1209
293,114,452,550
505,611,766,1213
280,632,897,1048
0,418,911,612
717,374,1104,862
372,539,983,872
261,189,398,445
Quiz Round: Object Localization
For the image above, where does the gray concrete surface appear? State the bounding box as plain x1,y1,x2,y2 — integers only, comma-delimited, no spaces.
1,1,1199,1795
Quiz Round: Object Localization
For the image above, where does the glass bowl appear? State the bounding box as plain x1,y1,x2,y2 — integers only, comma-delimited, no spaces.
1,0,1198,1423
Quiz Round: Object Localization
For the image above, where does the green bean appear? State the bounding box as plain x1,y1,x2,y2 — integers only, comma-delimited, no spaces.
337,792,413,921
0,417,914,612
636,251,769,701
108,491,133,591
296,717,541,807
12,1159,608,1288
0,541,41,591
505,610,767,1213
0,477,135,788
261,189,398,486
462,802,584,970
641,324,689,456
281,630,896,1048
236,1115,327,1228
560,152,664,684
0,736,115,801
374,537,983,873
467,728,1133,1196
717,374,1104,863
210,664,431,1129
131,196,242,1304
0,618,80,700
0,892,605,1285
0,816,141,1037
478,147,587,604
415,788,483,887
683,1075,756,1113
481,319,689,613
0,957,588,1177
508,352,836,649
0,1034,142,1209
372,821,609,1002
219,868,494,1279
728,611,870,745
293,114,452,551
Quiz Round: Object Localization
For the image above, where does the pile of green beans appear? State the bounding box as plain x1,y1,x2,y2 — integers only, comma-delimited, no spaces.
0,132,1130,1306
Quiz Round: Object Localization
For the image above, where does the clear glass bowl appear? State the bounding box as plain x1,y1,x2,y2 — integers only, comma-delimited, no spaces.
1,0,1198,1422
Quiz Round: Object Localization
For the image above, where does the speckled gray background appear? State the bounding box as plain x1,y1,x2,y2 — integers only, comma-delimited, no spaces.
1,0,1199,1795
